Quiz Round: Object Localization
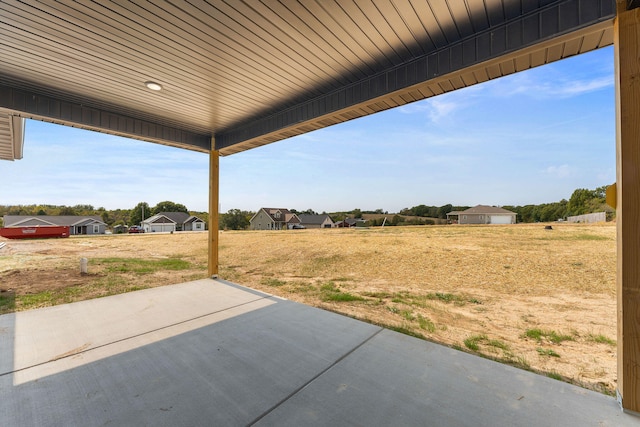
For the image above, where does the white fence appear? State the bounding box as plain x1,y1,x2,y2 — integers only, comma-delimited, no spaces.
566,212,607,223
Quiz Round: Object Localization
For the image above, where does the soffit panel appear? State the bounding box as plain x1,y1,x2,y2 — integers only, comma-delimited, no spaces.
0,0,616,156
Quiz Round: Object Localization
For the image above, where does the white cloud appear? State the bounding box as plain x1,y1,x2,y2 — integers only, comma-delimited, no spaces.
484,68,613,100
397,102,431,115
556,76,613,96
425,98,459,123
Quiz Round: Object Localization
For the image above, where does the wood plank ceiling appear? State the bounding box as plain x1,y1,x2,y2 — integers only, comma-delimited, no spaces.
0,0,616,158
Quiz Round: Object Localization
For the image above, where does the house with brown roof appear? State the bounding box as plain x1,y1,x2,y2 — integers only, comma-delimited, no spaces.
249,208,301,230
446,205,516,224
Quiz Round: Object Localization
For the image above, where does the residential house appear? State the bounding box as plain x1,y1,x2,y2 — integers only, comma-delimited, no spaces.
446,205,516,224
250,208,301,230
141,212,206,233
335,218,367,228
298,214,335,229
3,215,107,235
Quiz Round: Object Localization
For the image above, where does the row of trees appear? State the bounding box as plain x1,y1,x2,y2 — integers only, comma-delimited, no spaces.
503,186,612,223
399,204,468,219
0,185,613,229
394,186,612,224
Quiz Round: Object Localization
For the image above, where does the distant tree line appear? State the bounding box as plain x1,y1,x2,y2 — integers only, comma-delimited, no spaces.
398,204,469,219
390,186,613,224
503,186,613,223
0,185,613,229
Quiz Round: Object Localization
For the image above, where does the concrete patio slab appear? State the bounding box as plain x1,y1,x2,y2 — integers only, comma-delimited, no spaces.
0,279,636,426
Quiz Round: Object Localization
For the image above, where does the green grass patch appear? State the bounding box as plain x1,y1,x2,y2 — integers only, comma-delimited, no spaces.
536,233,610,242
524,328,574,344
400,310,415,321
319,282,365,302
362,291,393,299
537,347,561,357
0,290,16,314
417,314,436,332
547,371,563,381
425,292,481,305
487,339,509,351
464,334,487,351
360,291,480,308
11,284,118,311
262,278,286,287
524,328,544,341
428,292,463,303
96,257,190,274
19,291,53,309
513,356,531,370
324,292,364,302
587,334,616,346
573,234,610,241
463,334,511,356
290,282,316,294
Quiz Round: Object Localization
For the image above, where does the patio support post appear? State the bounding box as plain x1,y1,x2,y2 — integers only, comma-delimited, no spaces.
208,146,219,277
615,2,640,413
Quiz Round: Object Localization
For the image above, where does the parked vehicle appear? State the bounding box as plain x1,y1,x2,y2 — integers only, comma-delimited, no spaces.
128,226,144,233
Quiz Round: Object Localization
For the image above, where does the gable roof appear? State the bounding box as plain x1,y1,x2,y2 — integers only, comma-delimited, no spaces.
250,208,300,224
158,212,191,224
298,214,333,225
143,214,176,224
142,212,202,225
184,216,204,224
3,215,106,227
458,205,516,215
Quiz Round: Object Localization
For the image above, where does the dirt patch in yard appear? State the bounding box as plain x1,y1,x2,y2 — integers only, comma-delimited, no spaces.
0,224,618,395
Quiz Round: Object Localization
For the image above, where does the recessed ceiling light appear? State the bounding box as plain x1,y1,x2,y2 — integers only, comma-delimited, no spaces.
145,81,162,91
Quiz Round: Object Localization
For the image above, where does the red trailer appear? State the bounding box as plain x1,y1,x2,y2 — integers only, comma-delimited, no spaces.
0,226,70,239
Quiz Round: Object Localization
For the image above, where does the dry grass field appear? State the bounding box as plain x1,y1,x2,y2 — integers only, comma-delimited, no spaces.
0,223,617,395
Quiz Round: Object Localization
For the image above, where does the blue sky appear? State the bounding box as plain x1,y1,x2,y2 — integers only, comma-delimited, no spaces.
1,46,614,214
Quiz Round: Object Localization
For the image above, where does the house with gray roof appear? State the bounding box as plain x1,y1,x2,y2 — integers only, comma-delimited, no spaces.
249,208,301,230
3,215,107,235
141,212,205,233
446,205,516,224
298,214,335,229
